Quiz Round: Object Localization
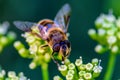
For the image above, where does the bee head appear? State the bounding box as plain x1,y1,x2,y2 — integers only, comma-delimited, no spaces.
52,40,71,61
59,40,71,61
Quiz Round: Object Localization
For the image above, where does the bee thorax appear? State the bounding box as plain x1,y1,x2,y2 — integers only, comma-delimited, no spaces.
48,30,66,46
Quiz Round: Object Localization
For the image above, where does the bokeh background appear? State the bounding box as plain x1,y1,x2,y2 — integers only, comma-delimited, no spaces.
0,0,120,80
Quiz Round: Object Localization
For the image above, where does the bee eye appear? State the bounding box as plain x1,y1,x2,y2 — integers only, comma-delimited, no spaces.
60,41,65,45
64,40,70,48
62,45,66,50
62,45,67,56
53,43,60,52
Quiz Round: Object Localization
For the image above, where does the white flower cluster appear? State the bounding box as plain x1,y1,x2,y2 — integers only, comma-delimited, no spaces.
0,22,16,53
14,31,51,69
54,57,102,80
0,69,30,80
88,12,120,54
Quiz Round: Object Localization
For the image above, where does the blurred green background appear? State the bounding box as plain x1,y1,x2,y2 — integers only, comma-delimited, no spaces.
0,0,120,80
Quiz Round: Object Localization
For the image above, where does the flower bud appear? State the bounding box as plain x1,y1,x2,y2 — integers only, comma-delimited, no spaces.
14,41,25,50
53,75,63,80
8,71,16,78
92,58,99,65
75,56,82,67
66,74,73,80
88,29,97,39
95,44,106,54
58,65,68,76
68,63,75,70
29,62,37,69
84,72,92,79
85,63,93,71
78,71,86,77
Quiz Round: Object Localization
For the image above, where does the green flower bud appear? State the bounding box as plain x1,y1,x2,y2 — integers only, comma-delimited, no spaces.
78,78,84,80
66,74,73,80
34,55,44,65
93,65,102,74
29,62,37,69
19,76,27,80
83,72,92,80
111,45,119,54
0,21,9,35
79,64,86,71
85,63,93,71
98,28,106,37
8,71,16,78
0,73,4,78
64,59,71,65
29,44,38,54
78,71,86,77
1,70,6,76
31,26,40,35
53,75,63,80
106,29,116,36
44,53,51,63
0,36,8,46
93,65,102,78
58,65,67,76
68,63,75,70
102,23,112,29
94,44,106,54
26,36,36,44
14,41,25,50
95,15,104,28
107,36,117,45
92,58,99,65
67,70,75,75
7,31,16,43
88,29,97,40
11,76,19,80
38,46,46,54
18,48,29,58
75,57,82,67
18,72,24,77
21,32,31,38
104,12,116,23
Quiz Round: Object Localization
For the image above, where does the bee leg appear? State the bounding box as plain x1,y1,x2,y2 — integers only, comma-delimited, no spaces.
51,52,60,67
41,45,49,48
52,51,54,55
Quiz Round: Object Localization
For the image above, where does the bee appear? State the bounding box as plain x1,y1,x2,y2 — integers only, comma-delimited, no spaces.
13,4,71,65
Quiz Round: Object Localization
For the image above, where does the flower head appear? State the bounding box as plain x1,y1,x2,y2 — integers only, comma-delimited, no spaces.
88,12,120,54
54,56,102,80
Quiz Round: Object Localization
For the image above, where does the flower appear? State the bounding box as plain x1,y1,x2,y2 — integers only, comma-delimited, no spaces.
54,57,102,80
14,30,52,69
0,22,16,53
0,21,9,35
88,12,120,54
0,68,29,80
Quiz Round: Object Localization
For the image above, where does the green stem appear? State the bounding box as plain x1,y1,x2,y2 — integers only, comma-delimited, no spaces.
41,63,49,80
104,53,116,80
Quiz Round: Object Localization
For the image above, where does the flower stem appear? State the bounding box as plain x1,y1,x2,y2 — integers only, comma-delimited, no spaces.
104,53,116,80
41,63,49,80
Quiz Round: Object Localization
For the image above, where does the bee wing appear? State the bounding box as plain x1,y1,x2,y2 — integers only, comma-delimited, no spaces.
13,21,37,32
54,4,71,33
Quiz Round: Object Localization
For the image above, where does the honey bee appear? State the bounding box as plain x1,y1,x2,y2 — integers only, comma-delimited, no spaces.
13,4,71,64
